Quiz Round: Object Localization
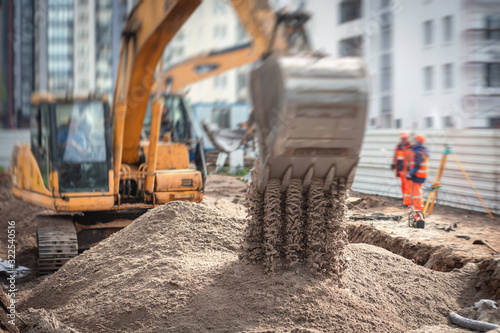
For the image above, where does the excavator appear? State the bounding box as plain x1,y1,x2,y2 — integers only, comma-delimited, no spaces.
11,0,368,275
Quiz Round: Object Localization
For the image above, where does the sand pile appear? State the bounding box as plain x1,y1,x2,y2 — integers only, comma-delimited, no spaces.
20,200,481,333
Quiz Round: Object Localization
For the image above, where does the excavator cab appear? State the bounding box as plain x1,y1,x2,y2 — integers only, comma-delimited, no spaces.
11,93,115,212
143,93,207,183
54,99,111,193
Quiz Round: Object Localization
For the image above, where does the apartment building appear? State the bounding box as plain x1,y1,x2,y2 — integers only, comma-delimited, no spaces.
307,0,500,129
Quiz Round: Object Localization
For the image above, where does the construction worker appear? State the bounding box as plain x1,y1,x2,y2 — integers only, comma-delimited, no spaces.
391,131,412,207
406,134,429,219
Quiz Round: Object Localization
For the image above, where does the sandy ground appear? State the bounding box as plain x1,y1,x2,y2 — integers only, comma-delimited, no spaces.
1,172,499,332
18,201,494,332
347,191,500,260
206,173,500,262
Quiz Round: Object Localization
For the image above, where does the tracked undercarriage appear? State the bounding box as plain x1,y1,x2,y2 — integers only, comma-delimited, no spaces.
242,55,367,275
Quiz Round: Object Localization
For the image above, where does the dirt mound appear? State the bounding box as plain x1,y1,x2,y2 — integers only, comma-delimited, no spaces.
202,196,247,218
22,308,80,333
19,201,483,333
0,172,42,280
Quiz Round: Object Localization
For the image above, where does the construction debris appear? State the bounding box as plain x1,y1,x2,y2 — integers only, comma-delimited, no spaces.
348,213,403,221
473,240,500,255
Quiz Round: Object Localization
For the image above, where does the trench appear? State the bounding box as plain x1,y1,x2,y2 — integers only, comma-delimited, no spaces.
347,223,500,301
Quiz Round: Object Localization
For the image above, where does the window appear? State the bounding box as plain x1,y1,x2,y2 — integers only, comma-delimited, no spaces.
486,63,500,87
213,1,227,15
381,53,392,70
395,118,402,129
339,0,362,24
381,29,391,50
213,25,227,39
425,117,434,128
212,108,231,129
423,66,434,91
443,116,453,129
370,118,376,127
214,75,227,89
381,70,391,92
443,15,453,42
176,46,184,57
486,16,500,40
338,36,363,57
381,114,392,128
381,95,391,113
237,23,247,41
490,117,500,128
423,20,433,46
175,31,185,41
237,73,247,91
443,63,453,89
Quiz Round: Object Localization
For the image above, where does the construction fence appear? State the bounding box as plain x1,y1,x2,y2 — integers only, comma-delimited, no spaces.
352,129,500,216
0,128,498,216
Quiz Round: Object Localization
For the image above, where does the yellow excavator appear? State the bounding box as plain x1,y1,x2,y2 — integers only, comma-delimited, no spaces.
11,0,368,275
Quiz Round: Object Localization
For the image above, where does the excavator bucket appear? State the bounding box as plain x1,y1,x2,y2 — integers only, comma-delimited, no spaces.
244,55,367,275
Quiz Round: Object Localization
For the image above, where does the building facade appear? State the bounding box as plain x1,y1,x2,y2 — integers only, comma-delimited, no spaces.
306,0,500,129
33,0,133,102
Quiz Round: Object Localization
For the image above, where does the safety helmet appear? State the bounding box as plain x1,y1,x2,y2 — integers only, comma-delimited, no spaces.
414,134,426,144
399,131,410,139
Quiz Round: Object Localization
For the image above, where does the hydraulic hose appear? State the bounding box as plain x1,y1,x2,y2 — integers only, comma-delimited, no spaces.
449,312,500,332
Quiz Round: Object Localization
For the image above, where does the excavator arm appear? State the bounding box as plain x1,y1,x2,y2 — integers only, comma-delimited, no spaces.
112,0,201,191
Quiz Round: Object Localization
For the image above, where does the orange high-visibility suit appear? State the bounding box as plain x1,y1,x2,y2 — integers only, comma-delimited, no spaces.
407,140,429,214
392,140,412,206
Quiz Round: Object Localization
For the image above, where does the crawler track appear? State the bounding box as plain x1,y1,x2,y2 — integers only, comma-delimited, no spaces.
36,216,78,274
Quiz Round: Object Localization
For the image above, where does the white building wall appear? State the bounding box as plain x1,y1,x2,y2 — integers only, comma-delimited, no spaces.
304,0,499,129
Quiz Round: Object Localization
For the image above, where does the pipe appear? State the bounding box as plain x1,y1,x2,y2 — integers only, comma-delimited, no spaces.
449,312,500,332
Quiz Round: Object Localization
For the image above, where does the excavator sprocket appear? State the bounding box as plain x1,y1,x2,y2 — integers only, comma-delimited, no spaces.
243,55,367,275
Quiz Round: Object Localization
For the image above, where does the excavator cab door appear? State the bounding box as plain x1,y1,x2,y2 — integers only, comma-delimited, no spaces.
30,103,52,190
53,100,112,193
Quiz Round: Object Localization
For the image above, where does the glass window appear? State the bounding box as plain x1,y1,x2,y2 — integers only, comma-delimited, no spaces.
423,20,433,45
443,63,453,89
395,118,402,129
443,16,453,42
339,0,362,24
55,101,108,193
425,116,434,128
486,16,500,40
381,0,391,9
486,63,500,87
381,95,391,113
381,29,391,50
212,108,231,129
339,36,363,57
443,116,453,129
30,106,40,148
423,66,434,91
381,70,391,92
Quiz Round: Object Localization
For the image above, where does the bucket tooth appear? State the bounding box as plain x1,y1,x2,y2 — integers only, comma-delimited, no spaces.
304,179,327,273
262,179,282,274
283,179,303,268
242,182,265,262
